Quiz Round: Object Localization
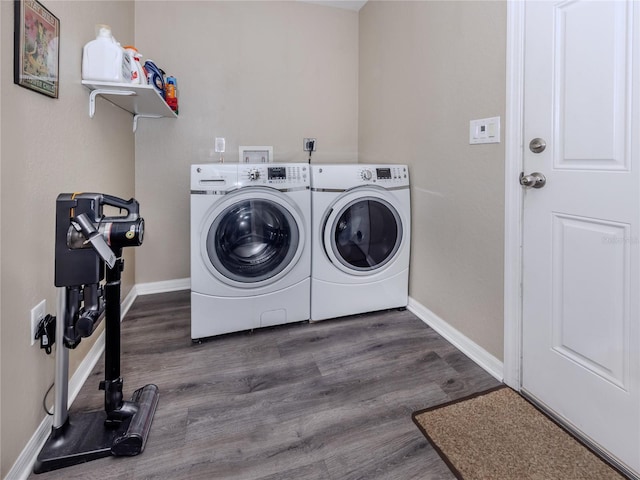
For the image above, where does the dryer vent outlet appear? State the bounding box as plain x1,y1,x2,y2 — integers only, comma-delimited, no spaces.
303,138,316,152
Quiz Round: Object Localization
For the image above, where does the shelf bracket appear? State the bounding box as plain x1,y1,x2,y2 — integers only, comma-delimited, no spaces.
88,89,136,119
133,114,164,133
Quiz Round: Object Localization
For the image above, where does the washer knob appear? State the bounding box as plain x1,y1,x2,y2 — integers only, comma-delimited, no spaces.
248,169,260,181
361,169,373,181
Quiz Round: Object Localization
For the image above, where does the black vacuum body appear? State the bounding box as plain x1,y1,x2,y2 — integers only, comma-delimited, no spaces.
34,193,159,474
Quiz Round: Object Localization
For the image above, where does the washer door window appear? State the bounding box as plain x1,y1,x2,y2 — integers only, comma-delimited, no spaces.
206,198,300,284
327,196,402,273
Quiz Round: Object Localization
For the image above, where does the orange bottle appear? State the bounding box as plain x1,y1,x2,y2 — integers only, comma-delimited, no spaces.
164,76,178,114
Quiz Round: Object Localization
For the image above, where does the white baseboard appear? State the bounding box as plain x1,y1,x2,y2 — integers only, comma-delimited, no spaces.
408,297,504,382
5,413,51,480
6,285,139,480
135,277,190,296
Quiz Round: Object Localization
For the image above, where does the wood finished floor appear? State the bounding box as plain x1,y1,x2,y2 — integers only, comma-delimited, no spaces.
30,290,500,480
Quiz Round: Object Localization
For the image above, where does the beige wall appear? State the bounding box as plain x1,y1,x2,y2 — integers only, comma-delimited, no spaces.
133,1,359,283
0,1,136,475
359,1,506,359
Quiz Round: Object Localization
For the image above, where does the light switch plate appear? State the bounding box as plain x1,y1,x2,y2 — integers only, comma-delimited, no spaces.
470,116,501,144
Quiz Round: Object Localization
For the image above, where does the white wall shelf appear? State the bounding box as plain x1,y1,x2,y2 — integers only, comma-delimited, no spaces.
82,81,177,132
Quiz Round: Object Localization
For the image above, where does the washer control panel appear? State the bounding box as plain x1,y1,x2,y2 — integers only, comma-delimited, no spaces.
238,163,309,188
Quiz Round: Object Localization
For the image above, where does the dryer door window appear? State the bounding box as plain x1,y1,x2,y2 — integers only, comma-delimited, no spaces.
207,199,300,283
330,197,402,272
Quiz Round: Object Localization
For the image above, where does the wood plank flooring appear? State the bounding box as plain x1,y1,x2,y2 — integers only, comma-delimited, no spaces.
30,290,500,479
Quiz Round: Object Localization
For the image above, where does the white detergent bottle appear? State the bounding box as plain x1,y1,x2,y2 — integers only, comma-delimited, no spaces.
82,25,131,83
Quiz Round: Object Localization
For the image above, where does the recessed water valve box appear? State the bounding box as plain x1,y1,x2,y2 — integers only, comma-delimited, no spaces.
239,146,273,163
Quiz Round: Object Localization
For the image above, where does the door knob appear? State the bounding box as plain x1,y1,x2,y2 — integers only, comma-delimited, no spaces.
519,172,546,189
529,138,546,153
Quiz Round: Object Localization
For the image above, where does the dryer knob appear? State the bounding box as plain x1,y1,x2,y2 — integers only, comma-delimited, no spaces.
248,169,260,181
361,169,373,181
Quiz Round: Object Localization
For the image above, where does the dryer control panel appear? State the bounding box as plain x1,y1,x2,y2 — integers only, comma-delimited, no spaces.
238,163,309,189
311,164,409,191
358,166,408,184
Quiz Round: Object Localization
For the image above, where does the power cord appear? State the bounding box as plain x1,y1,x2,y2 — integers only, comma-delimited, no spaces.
36,315,57,415
307,139,315,163
43,382,54,416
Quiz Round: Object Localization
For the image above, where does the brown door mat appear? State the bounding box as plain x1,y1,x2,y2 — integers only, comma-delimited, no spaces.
412,385,628,480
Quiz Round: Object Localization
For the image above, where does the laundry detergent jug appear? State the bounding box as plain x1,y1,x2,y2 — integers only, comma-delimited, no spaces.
82,25,131,83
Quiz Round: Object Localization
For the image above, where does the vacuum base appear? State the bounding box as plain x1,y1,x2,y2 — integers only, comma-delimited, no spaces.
34,384,159,474
34,410,124,474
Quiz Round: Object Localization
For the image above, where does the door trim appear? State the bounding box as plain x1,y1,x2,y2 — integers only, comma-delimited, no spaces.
503,0,525,390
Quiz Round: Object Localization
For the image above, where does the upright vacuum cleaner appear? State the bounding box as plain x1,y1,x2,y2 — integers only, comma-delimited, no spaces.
34,193,159,474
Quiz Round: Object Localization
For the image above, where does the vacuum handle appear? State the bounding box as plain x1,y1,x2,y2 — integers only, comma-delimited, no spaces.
101,195,139,218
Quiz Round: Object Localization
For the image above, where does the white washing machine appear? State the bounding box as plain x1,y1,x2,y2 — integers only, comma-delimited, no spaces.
190,163,311,339
310,164,410,321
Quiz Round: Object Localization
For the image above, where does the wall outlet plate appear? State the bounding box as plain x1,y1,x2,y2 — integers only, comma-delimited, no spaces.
303,138,317,152
215,137,226,153
31,299,46,346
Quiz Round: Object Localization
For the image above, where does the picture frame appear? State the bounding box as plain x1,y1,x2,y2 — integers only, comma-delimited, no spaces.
14,0,60,98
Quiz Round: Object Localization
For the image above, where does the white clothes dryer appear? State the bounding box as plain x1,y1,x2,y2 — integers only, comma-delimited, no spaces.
190,163,311,339
310,164,410,321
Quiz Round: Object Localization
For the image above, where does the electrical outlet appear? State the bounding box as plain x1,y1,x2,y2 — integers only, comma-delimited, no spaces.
303,138,317,152
31,299,46,346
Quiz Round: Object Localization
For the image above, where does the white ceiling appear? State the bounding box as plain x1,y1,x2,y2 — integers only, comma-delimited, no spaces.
299,0,368,11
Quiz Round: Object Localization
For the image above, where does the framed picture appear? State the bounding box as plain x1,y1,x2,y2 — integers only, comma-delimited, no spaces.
14,0,60,98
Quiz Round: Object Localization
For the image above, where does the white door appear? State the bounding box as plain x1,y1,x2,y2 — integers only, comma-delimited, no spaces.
521,0,640,474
